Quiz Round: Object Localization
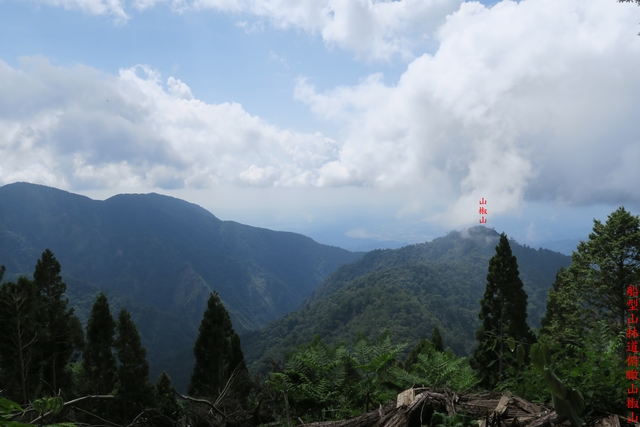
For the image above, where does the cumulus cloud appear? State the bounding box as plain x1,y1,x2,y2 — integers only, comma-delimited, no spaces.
295,0,640,226
2,0,640,230
0,58,340,191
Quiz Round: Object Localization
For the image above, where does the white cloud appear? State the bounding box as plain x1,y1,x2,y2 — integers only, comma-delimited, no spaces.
0,58,340,191
2,0,640,231
295,0,640,226
167,77,194,100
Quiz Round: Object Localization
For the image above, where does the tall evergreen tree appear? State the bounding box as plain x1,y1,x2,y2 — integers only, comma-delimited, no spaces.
83,293,117,396
470,233,534,390
571,207,640,334
155,371,180,420
188,291,249,399
431,326,444,352
0,277,39,404
114,309,154,422
540,267,584,349
33,249,84,395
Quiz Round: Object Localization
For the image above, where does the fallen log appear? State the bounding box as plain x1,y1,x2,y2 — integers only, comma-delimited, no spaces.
298,388,636,427
300,388,557,427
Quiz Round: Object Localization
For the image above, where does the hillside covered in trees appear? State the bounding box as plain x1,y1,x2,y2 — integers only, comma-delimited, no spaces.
2,206,637,427
242,226,571,371
0,182,363,391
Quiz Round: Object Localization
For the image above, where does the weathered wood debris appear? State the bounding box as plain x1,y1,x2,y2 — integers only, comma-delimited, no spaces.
299,388,636,427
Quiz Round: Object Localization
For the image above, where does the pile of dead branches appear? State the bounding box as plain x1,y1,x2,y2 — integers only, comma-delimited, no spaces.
296,388,635,427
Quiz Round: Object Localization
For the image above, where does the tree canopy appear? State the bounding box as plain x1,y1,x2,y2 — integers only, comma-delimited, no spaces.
471,233,534,389
572,206,640,333
83,292,117,396
188,291,249,400
114,308,154,422
33,249,84,395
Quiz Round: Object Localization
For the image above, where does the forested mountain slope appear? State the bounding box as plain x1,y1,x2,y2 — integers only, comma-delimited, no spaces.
0,182,362,330
0,182,363,390
242,226,571,371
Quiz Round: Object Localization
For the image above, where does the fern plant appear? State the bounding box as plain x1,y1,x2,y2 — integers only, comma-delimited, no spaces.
267,335,350,421
390,341,480,393
350,331,406,412
267,331,407,422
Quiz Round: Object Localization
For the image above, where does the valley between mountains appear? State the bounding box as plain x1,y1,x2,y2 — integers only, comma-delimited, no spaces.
0,182,571,392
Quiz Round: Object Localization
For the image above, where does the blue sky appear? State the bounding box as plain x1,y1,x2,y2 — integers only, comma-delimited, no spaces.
1,0,639,252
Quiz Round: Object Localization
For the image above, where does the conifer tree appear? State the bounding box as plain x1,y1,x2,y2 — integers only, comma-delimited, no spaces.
571,207,640,334
114,308,154,422
471,233,534,389
0,277,39,404
431,326,444,352
83,293,117,395
155,371,180,419
188,291,249,399
33,249,84,395
540,267,584,349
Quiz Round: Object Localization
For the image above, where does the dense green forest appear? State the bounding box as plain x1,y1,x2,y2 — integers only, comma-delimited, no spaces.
0,182,362,393
1,203,638,427
0,182,362,332
242,226,570,371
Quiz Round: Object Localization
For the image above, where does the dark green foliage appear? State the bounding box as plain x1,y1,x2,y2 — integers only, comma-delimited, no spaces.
268,336,351,421
244,227,570,371
570,207,640,337
497,208,638,415
496,322,627,414
0,253,83,405
268,331,405,422
64,278,197,394
539,268,583,351
432,326,444,352
245,262,483,372
548,320,627,414
529,343,585,427
33,249,84,395
404,339,431,371
188,291,249,400
350,331,406,412
0,277,39,404
0,182,362,392
155,371,180,419
0,182,361,331
114,308,154,422
471,233,535,390
391,341,479,392
83,293,117,395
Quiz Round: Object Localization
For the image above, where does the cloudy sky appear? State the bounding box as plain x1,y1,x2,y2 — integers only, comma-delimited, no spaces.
1,0,639,252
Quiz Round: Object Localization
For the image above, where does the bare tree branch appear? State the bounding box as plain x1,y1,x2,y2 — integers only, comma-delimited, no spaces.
173,389,226,419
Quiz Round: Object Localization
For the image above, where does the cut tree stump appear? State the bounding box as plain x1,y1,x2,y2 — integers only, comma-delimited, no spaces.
297,388,636,427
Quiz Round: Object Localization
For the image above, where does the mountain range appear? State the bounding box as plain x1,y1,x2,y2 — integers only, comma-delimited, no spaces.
0,182,362,390
241,226,572,371
0,182,574,391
